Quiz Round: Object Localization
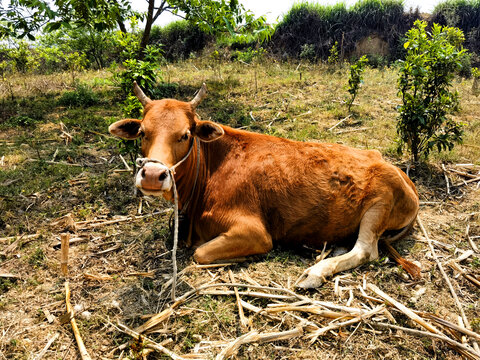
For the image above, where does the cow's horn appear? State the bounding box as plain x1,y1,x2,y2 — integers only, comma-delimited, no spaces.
133,81,152,106
190,83,207,109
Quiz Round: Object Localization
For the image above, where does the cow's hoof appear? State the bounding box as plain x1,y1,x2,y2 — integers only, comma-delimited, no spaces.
295,272,326,289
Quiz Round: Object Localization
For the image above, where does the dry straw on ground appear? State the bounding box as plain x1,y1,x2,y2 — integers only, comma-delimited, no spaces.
1,62,479,359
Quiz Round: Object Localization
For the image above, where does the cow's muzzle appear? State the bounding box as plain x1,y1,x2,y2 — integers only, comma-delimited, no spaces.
135,138,197,196
135,162,172,194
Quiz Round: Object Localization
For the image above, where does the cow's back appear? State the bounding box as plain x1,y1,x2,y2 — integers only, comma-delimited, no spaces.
195,126,413,247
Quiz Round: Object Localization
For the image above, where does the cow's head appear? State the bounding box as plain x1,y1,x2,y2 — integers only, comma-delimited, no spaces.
109,82,224,197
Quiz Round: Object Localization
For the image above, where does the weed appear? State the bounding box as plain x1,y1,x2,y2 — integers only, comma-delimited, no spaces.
152,82,179,99
5,115,37,127
0,278,16,292
471,257,480,269
28,248,46,268
472,318,480,332
58,82,99,108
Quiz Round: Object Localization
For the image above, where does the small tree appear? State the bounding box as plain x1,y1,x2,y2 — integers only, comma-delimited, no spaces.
472,67,480,95
65,52,87,84
346,55,368,112
397,20,465,162
327,41,339,65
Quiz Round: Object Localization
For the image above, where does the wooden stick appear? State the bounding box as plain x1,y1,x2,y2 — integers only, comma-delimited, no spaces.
33,332,60,360
369,322,480,360
116,322,188,360
367,283,440,334
83,272,113,281
266,305,349,319
466,224,479,253
0,233,40,243
421,313,480,342
453,176,480,187
442,164,451,195
195,263,238,269
125,271,155,278
118,154,132,171
135,308,174,334
228,270,249,330
215,327,303,360
446,168,480,179
307,306,385,342
328,114,352,131
448,261,480,288
334,126,372,135
215,331,259,360
53,237,89,249
239,299,281,321
79,209,171,229
201,290,296,301
65,282,92,360
0,273,20,279
60,233,69,276
26,159,85,167
418,217,480,352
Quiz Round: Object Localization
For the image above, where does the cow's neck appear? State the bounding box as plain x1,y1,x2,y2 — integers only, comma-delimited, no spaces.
173,138,206,215
173,132,230,217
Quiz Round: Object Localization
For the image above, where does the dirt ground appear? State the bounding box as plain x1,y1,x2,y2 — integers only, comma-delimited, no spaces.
0,62,479,359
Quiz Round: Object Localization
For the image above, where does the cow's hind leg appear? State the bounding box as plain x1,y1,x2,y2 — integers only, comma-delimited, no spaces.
297,202,388,289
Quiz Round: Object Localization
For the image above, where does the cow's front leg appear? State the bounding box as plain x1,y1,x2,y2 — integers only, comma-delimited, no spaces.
193,217,273,264
297,202,387,288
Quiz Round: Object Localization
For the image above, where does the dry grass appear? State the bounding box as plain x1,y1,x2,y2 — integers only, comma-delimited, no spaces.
0,59,479,359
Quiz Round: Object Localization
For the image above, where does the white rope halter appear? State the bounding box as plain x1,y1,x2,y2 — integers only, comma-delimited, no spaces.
136,137,201,300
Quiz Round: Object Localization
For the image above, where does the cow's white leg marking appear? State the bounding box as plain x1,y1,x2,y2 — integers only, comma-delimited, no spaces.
194,216,273,264
297,202,387,288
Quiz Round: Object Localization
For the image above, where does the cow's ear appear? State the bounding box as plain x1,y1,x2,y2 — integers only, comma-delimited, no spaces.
109,119,142,140
194,121,224,142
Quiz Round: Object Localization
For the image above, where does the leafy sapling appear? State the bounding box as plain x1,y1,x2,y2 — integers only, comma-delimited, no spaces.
397,20,466,162
346,55,368,112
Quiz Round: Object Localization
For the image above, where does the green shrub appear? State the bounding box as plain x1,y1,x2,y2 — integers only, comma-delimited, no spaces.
58,82,99,108
397,20,465,162
328,41,339,65
5,115,37,127
300,44,316,62
233,47,266,63
346,55,368,111
458,52,472,77
149,20,212,61
112,44,163,117
365,54,388,68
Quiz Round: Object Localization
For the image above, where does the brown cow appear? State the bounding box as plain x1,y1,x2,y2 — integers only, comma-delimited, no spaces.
109,83,420,288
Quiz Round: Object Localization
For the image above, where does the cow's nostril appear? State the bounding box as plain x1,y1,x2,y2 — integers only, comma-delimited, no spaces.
158,172,167,181
140,168,146,178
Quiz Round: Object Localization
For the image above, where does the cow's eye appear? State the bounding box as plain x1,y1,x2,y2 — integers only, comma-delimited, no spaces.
179,132,189,142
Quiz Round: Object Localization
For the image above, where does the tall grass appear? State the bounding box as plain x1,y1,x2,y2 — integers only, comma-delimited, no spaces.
431,0,480,59
271,0,420,61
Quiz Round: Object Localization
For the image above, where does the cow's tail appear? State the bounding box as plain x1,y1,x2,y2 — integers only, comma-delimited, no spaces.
381,220,421,280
